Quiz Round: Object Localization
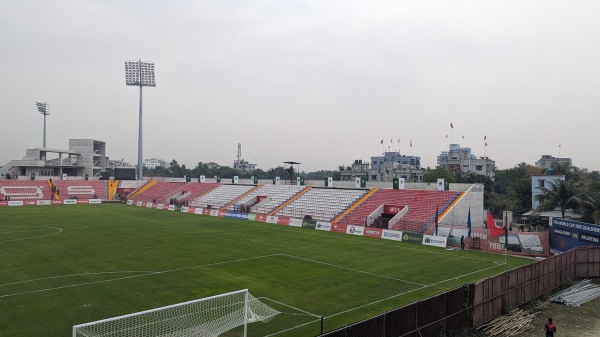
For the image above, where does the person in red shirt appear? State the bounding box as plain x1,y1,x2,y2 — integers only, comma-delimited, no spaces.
544,318,557,337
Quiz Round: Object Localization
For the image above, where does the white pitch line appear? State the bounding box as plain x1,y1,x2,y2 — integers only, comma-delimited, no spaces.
325,261,506,320
0,227,63,242
0,254,280,299
258,297,321,318
0,271,155,288
279,254,427,286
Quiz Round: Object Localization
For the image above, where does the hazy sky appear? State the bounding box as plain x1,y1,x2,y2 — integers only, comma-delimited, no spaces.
1,0,599,172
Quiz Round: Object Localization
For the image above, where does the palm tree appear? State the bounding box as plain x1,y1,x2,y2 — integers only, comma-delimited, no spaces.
578,192,600,224
535,179,581,219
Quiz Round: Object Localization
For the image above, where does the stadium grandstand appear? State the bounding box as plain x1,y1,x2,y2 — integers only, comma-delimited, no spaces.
0,178,479,233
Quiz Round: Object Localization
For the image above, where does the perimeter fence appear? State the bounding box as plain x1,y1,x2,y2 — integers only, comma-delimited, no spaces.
319,246,600,337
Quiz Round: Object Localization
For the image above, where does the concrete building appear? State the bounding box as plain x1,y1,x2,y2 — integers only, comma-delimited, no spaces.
437,144,495,179
535,155,572,170
368,152,424,182
0,139,108,179
233,159,257,172
340,159,370,181
531,174,565,209
143,158,167,170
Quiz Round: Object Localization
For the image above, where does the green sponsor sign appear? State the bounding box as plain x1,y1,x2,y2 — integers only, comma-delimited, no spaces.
360,177,366,188
302,219,317,229
393,177,399,189
247,214,257,221
402,232,423,244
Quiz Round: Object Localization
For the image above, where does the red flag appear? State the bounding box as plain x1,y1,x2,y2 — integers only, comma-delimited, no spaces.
485,142,488,147
410,140,413,147
484,135,487,140
380,139,383,144
450,122,454,129
487,211,504,236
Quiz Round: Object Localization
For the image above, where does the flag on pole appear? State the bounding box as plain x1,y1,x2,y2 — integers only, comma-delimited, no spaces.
435,206,439,236
485,142,488,147
410,140,413,147
397,138,400,143
450,122,454,129
445,134,448,139
462,135,464,139
391,138,393,144
380,139,383,144
467,207,472,239
484,135,487,140
487,209,504,236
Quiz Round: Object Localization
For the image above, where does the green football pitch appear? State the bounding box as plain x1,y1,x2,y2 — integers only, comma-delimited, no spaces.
0,204,532,336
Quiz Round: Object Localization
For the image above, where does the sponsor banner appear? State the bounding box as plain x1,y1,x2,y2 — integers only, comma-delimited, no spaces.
277,217,290,225
401,231,423,244
383,205,405,215
0,201,7,207
24,201,37,206
315,222,332,231
288,218,303,227
266,216,278,224
63,199,77,205
136,201,142,206
422,235,448,248
8,200,24,206
36,200,52,206
224,212,250,220
247,214,257,221
146,202,153,208
168,205,176,211
156,204,164,209
77,200,89,204
202,209,211,216
331,223,347,233
580,234,600,244
89,199,101,204
550,218,600,253
194,207,203,215
210,210,219,217
187,207,196,213
181,206,189,213
218,210,227,217
141,202,147,207
127,200,133,205
302,219,317,229
256,214,267,222
51,200,63,205
346,225,364,236
363,227,383,238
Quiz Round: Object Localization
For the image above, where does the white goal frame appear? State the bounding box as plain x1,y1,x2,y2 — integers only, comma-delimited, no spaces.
72,289,278,337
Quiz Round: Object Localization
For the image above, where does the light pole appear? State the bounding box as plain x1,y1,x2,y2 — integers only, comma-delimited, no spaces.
36,102,50,148
125,59,156,179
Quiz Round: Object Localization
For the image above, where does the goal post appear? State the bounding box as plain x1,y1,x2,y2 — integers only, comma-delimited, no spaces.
72,289,280,337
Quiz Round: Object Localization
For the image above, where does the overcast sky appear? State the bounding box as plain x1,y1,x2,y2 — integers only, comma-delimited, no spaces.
1,0,599,172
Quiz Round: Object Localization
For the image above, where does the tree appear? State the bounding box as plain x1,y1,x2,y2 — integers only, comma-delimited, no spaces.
578,192,600,224
423,167,456,183
535,179,581,219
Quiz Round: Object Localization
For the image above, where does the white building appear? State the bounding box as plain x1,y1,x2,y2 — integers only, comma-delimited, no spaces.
535,155,572,170
143,158,167,170
437,144,495,179
531,174,565,209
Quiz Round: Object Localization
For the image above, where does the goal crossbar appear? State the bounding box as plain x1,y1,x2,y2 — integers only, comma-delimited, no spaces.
72,289,280,337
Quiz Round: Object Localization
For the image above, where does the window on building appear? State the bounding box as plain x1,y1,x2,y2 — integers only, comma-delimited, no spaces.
475,165,483,171
371,175,377,181
539,180,545,188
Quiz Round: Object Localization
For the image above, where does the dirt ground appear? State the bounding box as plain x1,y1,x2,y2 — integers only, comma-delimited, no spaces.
479,280,600,337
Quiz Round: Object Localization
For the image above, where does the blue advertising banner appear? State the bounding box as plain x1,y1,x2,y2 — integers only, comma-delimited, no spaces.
550,218,600,254
224,212,249,220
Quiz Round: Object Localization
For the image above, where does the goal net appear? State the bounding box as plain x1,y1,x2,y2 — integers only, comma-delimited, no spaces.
72,289,280,337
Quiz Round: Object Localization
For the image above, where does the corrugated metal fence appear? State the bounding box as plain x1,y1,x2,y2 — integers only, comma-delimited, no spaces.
319,247,600,337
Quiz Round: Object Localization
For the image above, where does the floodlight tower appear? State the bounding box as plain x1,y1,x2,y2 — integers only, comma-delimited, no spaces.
36,102,50,148
125,59,156,179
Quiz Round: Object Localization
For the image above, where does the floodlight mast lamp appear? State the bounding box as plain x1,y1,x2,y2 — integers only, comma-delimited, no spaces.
36,102,50,148
125,59,155,179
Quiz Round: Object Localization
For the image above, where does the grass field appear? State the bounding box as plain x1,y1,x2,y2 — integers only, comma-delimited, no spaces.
0,204,533,336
